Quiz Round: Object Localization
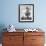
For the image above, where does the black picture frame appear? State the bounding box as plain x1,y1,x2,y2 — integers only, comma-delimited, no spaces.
19,4,34,22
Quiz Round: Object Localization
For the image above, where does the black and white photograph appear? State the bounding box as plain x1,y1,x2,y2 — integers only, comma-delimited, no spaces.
19,4,34,22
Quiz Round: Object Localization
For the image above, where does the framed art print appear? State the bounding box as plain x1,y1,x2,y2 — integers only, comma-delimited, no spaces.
19,4,34,22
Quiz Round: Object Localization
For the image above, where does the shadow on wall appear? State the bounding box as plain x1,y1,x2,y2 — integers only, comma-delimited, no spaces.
0,24,7,43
